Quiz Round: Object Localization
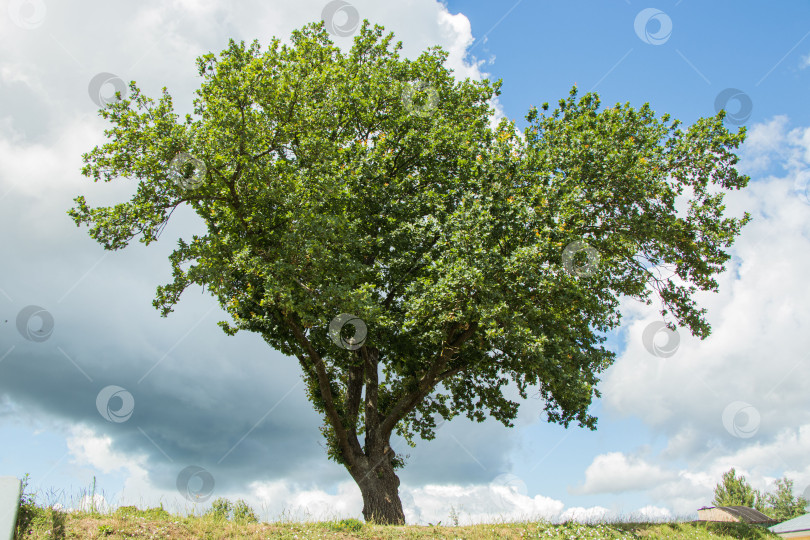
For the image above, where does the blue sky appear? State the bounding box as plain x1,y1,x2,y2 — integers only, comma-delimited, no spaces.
1,0,810,526
452,1,810,130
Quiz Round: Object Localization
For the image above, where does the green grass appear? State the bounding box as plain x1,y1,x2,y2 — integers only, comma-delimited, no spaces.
13,476,782,539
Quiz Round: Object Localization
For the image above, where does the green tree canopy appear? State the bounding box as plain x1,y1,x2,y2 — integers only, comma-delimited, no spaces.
763,477,809,522
713,468,764,510
712,468,808,522
68,20,751,524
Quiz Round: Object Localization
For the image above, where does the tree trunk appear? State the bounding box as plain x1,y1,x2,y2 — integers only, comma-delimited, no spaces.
350,450,406,525
347,345,406,525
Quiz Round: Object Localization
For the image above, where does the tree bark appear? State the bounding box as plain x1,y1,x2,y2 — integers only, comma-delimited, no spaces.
352,346,406,524
349,447,406,525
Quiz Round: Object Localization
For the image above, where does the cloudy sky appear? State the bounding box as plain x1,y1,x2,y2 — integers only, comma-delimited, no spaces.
2,0,810,526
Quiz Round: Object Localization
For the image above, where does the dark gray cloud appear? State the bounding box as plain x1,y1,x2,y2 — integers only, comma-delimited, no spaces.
0,292,328,490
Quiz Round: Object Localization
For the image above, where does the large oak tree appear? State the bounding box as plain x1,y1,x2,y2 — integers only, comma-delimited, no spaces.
68,21,751,524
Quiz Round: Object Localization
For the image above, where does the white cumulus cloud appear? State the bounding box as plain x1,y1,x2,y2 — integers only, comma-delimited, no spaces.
573,452,676,495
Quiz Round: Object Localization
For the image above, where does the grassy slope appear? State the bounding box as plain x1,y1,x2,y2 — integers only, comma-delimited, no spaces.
16,505,782,539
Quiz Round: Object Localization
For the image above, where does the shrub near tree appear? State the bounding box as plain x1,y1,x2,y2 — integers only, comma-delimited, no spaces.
69,20,752,524
205,498,259,524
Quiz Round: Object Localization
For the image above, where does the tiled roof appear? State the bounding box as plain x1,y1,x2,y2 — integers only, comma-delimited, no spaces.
700,506,776,523
769,513,810,534
722,506,776,523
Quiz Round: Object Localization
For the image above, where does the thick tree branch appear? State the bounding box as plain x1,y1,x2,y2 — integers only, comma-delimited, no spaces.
293,352,318,383
344,356,364,436
285,315,364,464
379,321,478,438
435,363,470,383
362,346,381,451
